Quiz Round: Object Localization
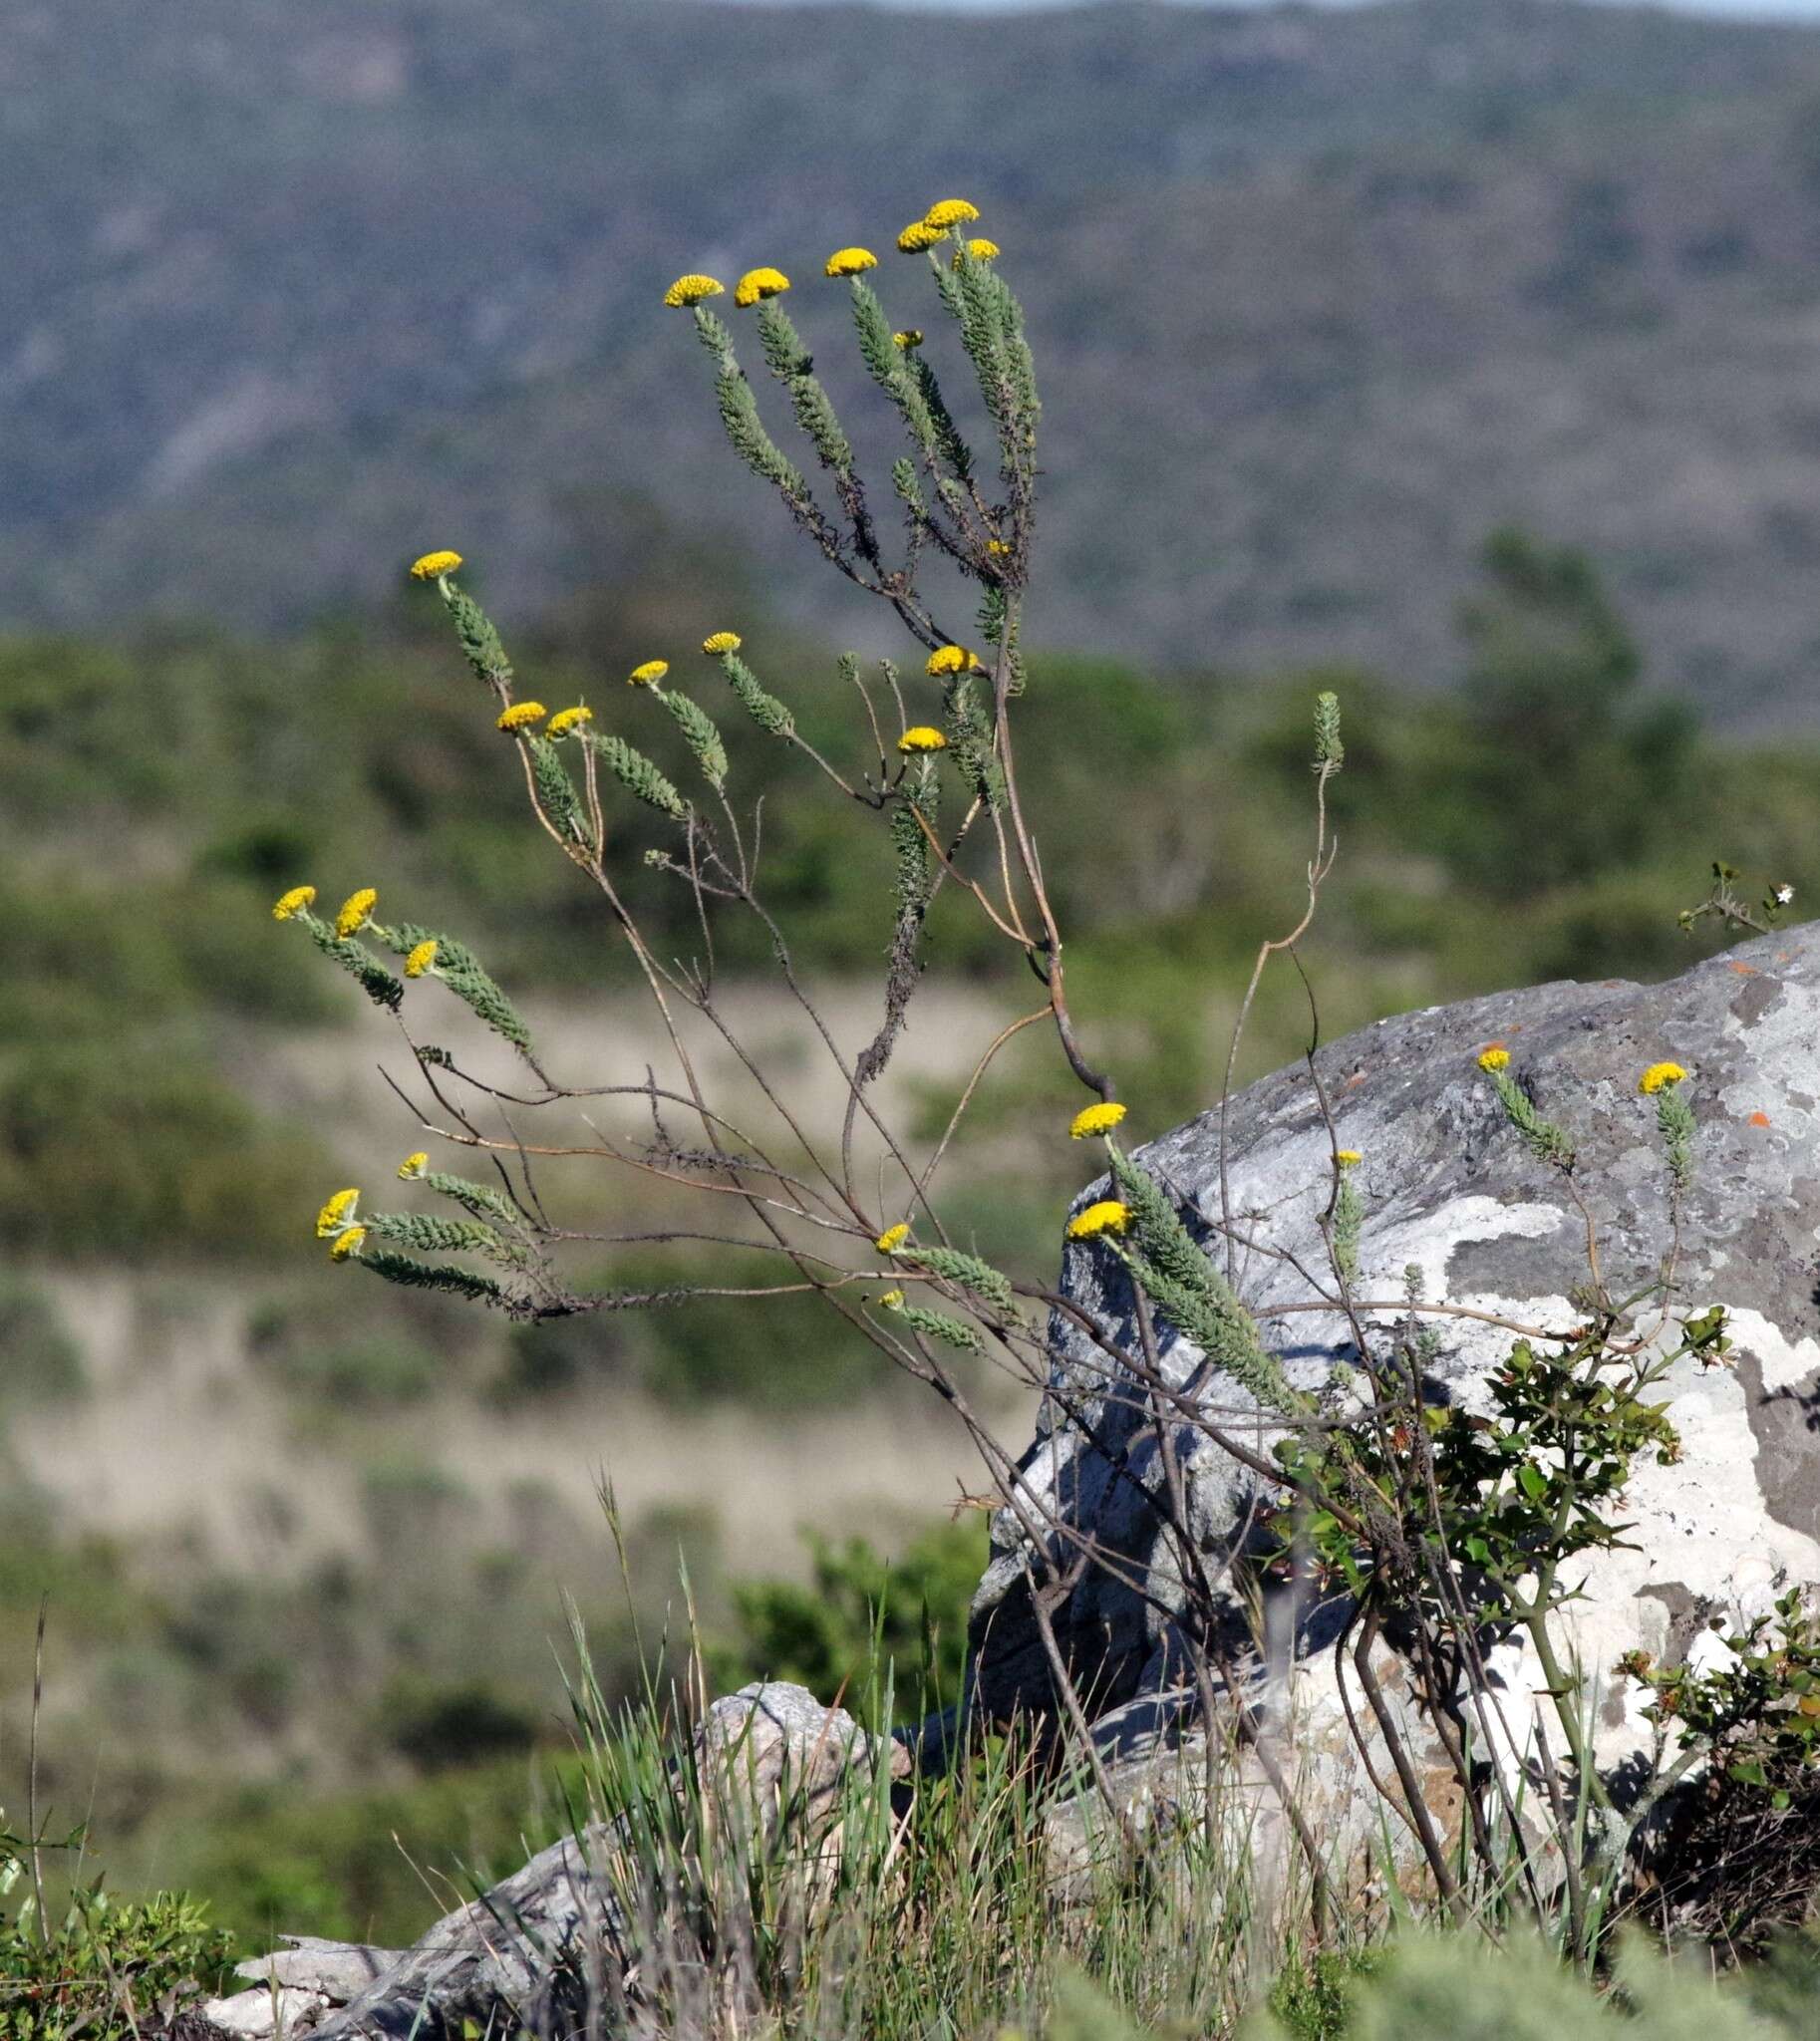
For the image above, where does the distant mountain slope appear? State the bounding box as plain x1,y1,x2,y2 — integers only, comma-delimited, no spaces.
16,0,1820,718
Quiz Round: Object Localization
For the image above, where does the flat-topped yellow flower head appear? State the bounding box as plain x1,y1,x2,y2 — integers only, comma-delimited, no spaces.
663,274,724,308
410,550,463,581
1069,1102,1126,1140
1067,1200,1131,1242
877,1289,906,1310
1640,1061,1688,1095
329,1226,368,1262
735,267,790,308
336,887,377,937
825,247,878,278
315,1187,360,1238
1477,1043,1511,1072
953,238,1000,268
926,645,980,678
629,661,669,689
892,329,923,350
1336,1149,1363,1168
404,939,439,979
898,727,947,754
547,706,593,737
924,198,981,229
271,885,315,922
497,702,547,732
875,1222,910,1253
702,631,743,655
398,1152,429,1180
897,220,946,254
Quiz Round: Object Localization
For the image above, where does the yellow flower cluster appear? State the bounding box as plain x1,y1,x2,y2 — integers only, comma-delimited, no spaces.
496,702,547,732
898,727,947,754
1640,1061,1688,1095
410,549,463,581
1067,1200,1131,1242
315,1187,360,1238
336,888,377,937
897,221,946,254
547,706,593,737
735,267,790,307
663,274,724,307
399,1152,429,1180
825,247,877,277
926,645,980,678
924,199,981,229
1068,1101,1126,1140
271,884,316,921
892,330,923,351
404,939,439,979
330,1227,367,1262
629,660,669,688
952,238,1000,268
877,1289,906,1309
1336,1149,1363,1168
875,1222,910,1253
1477,1044,1510,1072
702,631,743,655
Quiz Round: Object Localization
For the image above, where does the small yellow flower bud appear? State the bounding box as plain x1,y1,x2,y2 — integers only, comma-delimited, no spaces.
1066,1200,1131,1242
892,329,924,351
925,645,981,678
330,1226,368,1262
335,888,378,938
399,1152,429,1180
952,238,1000,268
877,1289,905,1310
875,1222,911,1253
1640,1061,1688,1095
663,274,725,308
734,267,790,308
403,939,439,979
1068,1102,1127,1140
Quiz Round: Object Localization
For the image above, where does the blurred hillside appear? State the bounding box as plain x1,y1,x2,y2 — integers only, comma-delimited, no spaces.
17,0,1820,721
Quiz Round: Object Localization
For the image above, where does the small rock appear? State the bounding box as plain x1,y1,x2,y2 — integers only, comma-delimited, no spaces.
201,1983,330,2037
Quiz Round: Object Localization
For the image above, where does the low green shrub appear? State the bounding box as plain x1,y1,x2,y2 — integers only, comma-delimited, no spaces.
0,1821,234,2040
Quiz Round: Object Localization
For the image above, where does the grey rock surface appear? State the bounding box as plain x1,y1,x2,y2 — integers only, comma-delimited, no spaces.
304,1682,893,2039
970,924,1820,1875
199,1984,330,2038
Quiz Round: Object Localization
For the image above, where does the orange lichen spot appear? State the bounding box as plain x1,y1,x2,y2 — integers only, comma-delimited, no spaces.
1749,1111,1772,1128
1729,961,1759,977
